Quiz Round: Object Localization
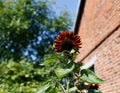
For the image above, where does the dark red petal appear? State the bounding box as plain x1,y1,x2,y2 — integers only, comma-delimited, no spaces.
55,48,63,52
74,35,80,39
54,40,62,43
61,31,65,37
74,39,81,43
69,31,74,39
57,34,63,40
66,31,70,38
55,44,62,46
63,31,68,37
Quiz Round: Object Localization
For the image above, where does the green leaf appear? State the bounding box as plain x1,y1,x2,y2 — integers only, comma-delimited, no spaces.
41,56,58,66
55,63,75,78
80,69,104,84
69,87,77,92
37,84,50,93
46,87,59,93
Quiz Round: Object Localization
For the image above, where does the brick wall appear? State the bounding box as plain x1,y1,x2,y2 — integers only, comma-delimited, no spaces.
75,0,120,93
81,27,120,93
75,0,120,62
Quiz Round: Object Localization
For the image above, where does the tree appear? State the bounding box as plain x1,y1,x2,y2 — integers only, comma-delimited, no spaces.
0,0,72,62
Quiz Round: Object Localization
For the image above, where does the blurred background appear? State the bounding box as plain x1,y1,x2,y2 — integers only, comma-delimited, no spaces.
0,0,80,92
0,0,79,62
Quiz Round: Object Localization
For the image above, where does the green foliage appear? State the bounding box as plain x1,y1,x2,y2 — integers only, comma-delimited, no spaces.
0,60,44,92
0,59,59,93
80,69,104,84
0,0,72,61
37,84,50,93
0,49,104,93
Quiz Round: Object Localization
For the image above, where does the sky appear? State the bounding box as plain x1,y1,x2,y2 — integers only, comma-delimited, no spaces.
53,0,80,30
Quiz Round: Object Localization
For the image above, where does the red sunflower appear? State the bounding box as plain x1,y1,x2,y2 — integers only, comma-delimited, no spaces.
54,31,82,52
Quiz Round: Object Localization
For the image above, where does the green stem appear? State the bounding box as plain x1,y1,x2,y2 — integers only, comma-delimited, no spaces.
59,83,66,93
66,79,69,93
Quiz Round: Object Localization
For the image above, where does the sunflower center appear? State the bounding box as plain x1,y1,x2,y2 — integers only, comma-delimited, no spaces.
62,38,73,50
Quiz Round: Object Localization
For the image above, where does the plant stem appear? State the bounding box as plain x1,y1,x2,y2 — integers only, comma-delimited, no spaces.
66,79,69,93
59,83,66,93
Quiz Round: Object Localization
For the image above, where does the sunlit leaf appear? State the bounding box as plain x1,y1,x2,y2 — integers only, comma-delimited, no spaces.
69,87,77,92
41,55,58,66
80,69,104,84
46,87,59,93
37,84,50,93
55,63,75,78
